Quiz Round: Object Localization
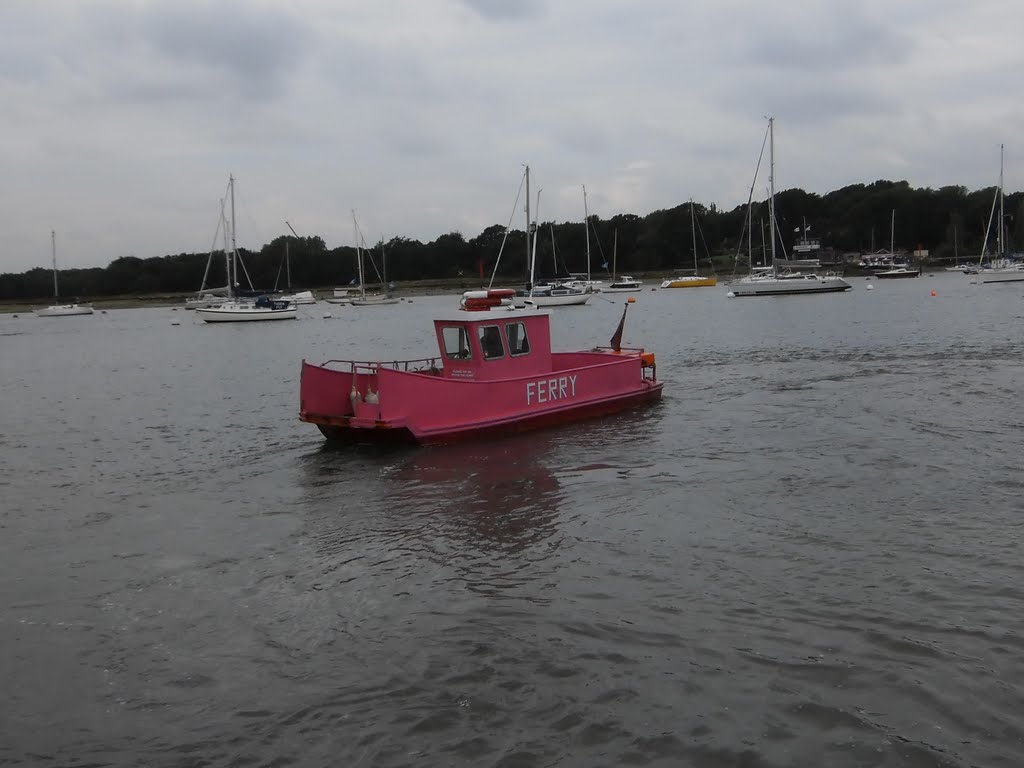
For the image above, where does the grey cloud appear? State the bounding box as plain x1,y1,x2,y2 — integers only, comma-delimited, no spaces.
739,75,900,126
140,2,310,100
458,0,545,21
738,8,914,73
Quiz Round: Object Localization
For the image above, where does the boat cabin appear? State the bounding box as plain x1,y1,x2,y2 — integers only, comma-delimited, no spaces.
433,308,552,382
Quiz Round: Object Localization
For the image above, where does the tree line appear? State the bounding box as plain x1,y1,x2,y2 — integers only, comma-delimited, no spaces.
2,179,1020,300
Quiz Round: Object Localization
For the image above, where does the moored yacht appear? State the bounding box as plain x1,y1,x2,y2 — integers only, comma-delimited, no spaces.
661,201,717,289
195,176,297,323
728,118,852,297
34,231,94,317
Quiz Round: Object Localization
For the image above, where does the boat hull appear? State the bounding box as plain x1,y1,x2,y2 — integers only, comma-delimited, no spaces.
512,293,591,307
312,385,662,444
874,269,920,279
660,276,717,288
280,290,317,304
980,269,1024,283
300,353,661,444
729,276,851,296
196,306,297,322
34,304,94,316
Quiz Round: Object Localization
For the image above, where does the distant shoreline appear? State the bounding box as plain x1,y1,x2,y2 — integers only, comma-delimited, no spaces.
0,277,519,314
0,263,964,314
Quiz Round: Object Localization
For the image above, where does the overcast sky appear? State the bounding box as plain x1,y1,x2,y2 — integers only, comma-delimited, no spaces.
1,0,1021,272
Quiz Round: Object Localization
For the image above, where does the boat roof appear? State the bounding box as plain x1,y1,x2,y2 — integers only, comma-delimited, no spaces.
432,308,551,324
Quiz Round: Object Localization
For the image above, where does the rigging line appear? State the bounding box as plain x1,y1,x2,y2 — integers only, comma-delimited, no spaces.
235,249,256,290
354,218,386,284
732,121,771,278
694,209,713,268
488,166,527,289
232,183,267,256
589,220,609,272
199,197,227,292
978,182,1000,265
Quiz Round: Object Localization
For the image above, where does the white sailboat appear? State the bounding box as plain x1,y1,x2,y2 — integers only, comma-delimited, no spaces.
873,210,920,278
195,176,297,322
661,200,718,289
728,118,851,297
349,213,400,306
34,231,94,317
977,145,1024,283
603,231,642,292
278,221,318,304
513,166,591,307
563,186,604,293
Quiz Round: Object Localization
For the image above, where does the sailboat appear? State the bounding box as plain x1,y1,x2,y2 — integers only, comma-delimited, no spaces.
512,166,591,307
34,231,94,317
603,231,642,292
349,213,400,306
873,211,919,278
977,144,1024,283
728,118,851,297
562,186,604,293
277,221,317,304
661,200,718,288
195,175,298,322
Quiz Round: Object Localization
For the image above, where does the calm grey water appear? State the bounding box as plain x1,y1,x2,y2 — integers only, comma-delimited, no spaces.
2,274,1023,767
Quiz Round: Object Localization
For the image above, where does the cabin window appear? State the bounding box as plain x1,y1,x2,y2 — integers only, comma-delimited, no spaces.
441,326,472,359
478,325,505,360
506,322,530,356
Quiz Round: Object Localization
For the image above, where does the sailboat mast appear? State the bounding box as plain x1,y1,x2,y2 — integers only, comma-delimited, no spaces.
524,165,532,289
760,217,766,265
221,200,230,294
999,143,1005,256
352,211,365,299
530,188,542,290
767,117,777,268
690,199,698,272
583,184,591,283
285,220,300,290
51,229,58,298
612,229,618,279
229,174,237,297
890,209,895,255
747,200,752,267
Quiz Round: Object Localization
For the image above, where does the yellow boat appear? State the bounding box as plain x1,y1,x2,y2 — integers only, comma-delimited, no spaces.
660,201,718,288
660,275,717,288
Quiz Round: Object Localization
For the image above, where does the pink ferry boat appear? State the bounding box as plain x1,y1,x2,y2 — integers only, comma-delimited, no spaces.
299,290,663,444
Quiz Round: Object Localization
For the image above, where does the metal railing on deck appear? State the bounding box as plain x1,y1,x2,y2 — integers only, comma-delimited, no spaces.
320,357,442,374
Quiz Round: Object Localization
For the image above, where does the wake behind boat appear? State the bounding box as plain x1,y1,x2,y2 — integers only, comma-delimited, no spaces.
299,289,661,444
